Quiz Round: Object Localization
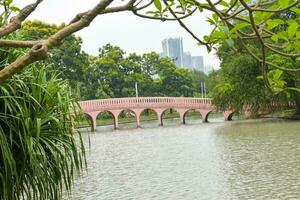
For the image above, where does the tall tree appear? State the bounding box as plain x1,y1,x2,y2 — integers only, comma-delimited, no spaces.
0,0,299,87
19,20,89,88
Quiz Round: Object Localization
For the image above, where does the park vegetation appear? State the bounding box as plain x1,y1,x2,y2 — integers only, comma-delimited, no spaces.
0,0,299,199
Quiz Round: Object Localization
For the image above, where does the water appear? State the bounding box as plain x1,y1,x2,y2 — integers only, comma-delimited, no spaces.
66,118,300,200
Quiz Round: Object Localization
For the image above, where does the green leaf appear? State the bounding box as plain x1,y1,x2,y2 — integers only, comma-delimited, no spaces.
153,0,162,11
162,2,175,12
213,13,219,23
288,21,299,38
219,1,230,7
271,31,288,42
5,0,13,6
225,38,234,47
206,17,216,25
146,11,159,15
286,87,300,92
230,22,250,34
203,35,210,42
278,0,289,7
266,19,285,30
291,7,300,15
257,75,263,80
10,6,20,12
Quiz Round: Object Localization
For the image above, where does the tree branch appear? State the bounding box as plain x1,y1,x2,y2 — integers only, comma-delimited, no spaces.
0,0,43,38
0,0,115,83
0,39,37,48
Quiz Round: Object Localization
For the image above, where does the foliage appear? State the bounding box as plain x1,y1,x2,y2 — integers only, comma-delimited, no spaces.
19,20,90,88
191,69,207,96
149,0,300,94
0,64,85,200
81,44,198,100
207,44,291,115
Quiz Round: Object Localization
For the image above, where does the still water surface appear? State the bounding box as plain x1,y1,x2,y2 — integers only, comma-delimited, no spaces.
67,118,300,200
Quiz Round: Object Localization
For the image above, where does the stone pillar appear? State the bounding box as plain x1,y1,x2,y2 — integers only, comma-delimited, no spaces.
110,110,122,130
177,108,188,125
136,115,141,128
223,111,234,121
154,109,164,126
200,110,212,123
91,116,97,132
86,111,99,132
134,109,144,128
114,117,119,129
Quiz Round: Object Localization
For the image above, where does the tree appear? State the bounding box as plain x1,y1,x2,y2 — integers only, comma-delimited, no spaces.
19,20,89,88
191,69,207,96
80,43,198,99
0,0,298,86
152,0,300,89
207,42,292,115
207,52,270,115
155,57,195,96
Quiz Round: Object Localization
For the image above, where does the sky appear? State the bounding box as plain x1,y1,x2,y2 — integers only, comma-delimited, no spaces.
15,0,220,68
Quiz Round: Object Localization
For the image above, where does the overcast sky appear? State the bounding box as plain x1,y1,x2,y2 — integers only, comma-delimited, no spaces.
15,0,220,67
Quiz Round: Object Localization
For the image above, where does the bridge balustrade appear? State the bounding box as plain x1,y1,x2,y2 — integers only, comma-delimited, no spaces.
78,97,232,132
79,97,212,112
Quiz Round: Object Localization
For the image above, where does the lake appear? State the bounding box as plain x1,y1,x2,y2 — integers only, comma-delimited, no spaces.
66,118,300,200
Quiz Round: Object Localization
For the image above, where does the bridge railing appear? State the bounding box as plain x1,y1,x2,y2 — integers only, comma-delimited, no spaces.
79,97,212,111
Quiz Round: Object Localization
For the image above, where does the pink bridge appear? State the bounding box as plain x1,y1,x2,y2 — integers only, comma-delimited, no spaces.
79,97,234,131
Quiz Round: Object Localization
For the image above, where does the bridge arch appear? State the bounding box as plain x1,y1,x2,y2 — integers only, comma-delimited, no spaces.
96,110,118,130
117,109,138,128
138,108,159,127
201,110,213,122
160,108,183,126
78,97,235,131
82,112,96,132
183,109,202,124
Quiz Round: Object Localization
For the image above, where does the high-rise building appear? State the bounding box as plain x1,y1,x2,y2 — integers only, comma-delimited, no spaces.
162,38,184,67
183,51,192,69
191,56,204,71
204,65,213,75
161,37,208,73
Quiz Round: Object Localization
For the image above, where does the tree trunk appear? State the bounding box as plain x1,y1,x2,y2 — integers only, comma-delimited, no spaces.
288,80,300,114
294,91,300,114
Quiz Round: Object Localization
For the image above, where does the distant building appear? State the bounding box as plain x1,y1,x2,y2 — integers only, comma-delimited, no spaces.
161,37,184,67
204,65,213,75
161,37,207,73
183,51,192,69
191,56,204,72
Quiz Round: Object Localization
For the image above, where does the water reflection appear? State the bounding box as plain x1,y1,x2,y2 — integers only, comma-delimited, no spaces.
214,120,300,199
66,119,300,200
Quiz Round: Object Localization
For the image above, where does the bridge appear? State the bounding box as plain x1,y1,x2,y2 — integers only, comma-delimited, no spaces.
79,97,234,131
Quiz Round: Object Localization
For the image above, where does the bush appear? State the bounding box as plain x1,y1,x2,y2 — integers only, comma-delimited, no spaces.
0,64,85,200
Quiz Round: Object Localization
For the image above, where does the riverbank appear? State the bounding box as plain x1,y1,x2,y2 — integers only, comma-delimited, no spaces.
261,109,300,120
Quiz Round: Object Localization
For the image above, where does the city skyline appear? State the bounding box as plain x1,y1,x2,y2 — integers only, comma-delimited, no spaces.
161,37,208,73
14,0,220,68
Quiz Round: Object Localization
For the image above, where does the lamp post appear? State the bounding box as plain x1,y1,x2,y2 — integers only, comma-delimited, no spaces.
135,81,138,98
200,82,204,98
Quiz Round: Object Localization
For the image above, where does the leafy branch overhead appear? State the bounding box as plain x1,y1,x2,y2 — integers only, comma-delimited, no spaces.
0,0,299,92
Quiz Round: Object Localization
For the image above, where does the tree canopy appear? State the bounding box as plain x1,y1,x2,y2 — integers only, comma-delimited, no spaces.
0,0,298,92
81,44,200,100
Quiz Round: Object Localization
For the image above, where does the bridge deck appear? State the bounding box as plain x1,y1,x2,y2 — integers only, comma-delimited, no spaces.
78,97,233,131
